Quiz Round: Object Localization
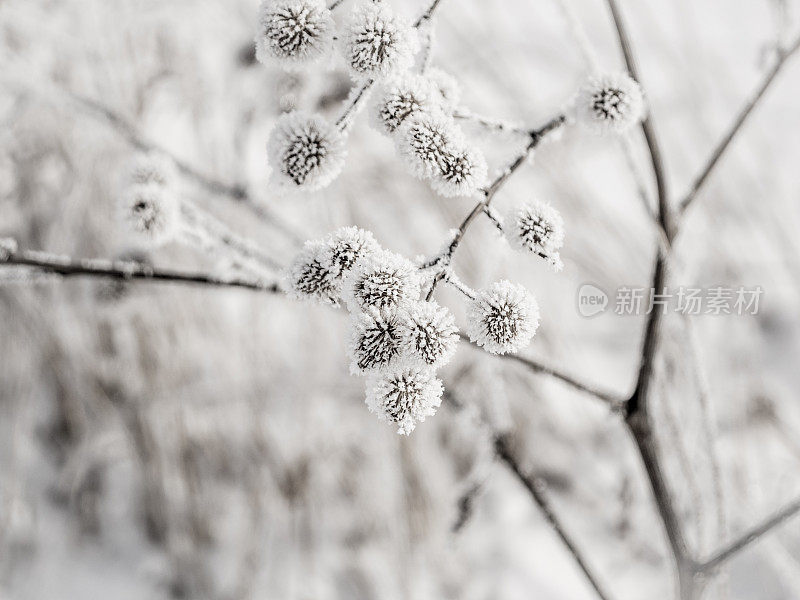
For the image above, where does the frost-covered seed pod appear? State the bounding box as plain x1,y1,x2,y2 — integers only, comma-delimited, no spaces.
398,301,459,369
343,2,417,80
255,0,334,70
574,72,645,135
127,152,176,188
365,365,443,435
425,68,461,110
342,249,421,313
348,309,404,375
431,144,488,197
118,183,180,247
398,113,460,180
506,200,565,271
285,240,338,304
267,111,346,191
324,226,381,281
466,280,540,355
372,74,438,135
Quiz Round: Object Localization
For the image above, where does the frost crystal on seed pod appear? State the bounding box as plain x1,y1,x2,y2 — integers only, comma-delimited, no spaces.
431,144,488,197
285,240,338,304
323,226,381,281
365,365,443,435
343,2,417,80
267,111,346,191
348,309,404,375
574,72,645,135
255,0,334,70
398,300,459,369
342,249,421,313
398,113,460,180
372,74,439,135
506,200,565,271
466,280,540,355
118,183,180,247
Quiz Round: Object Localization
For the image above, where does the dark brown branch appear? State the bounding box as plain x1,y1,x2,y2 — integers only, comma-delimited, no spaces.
495,434,615,600
699,496,800,573
414,0,445,27
1,249,280,293
679,35,800,214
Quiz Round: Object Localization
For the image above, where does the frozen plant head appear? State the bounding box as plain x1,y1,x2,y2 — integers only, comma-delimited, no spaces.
267,111,347,191
398,112,460,180
342,249,421,313
466,280,540,355
323,226,381,281
506,200,565,271
118,183,180,247
574,72,645,135
425,68,461,110
398,300,459,369
348,308,404,375
372,74,439,135
285,239,338,304
127,152,176,188
255,0,335,70
365,365,443,435
431,144,488,197
342,2,417,80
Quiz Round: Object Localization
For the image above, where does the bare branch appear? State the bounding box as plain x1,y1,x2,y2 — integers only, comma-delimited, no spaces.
699,497,800,573
414,0,445,27
679,35,800,214
459,332,626,411
495,434,615,600
0,249,280,294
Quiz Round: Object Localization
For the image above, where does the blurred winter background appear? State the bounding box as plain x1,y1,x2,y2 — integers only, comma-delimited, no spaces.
1,0,800,598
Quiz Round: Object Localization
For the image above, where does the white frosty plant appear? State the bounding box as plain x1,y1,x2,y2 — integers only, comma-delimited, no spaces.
505,199,565,271
267,111,347,191
255,0,335,70
574,72,645,135
366,365,443,435
466,280,540,355
342,1,418,81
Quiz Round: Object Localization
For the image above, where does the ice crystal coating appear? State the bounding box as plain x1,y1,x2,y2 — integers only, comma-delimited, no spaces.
127,152,176,188
575,72,645,135
342,2,417,80
397,113,460,180
255,0,334,70
398,301,459,369
342,249,421,313
372,74,439,135
118,183,180,247
285,240,338,304
365,365,443,435
506,200,565,271
323,226,381,280
267,111,346,191
348,309,404,375
466,280,540,355
431,144,488,197
425,67,461,109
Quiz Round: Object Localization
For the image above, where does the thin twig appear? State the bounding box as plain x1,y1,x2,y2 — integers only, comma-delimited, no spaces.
453,110,528,136
414,0,445,27
699,496,800,573
679,35,800,214
0,249,281,293
459,332,626,411
495,434,615,600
